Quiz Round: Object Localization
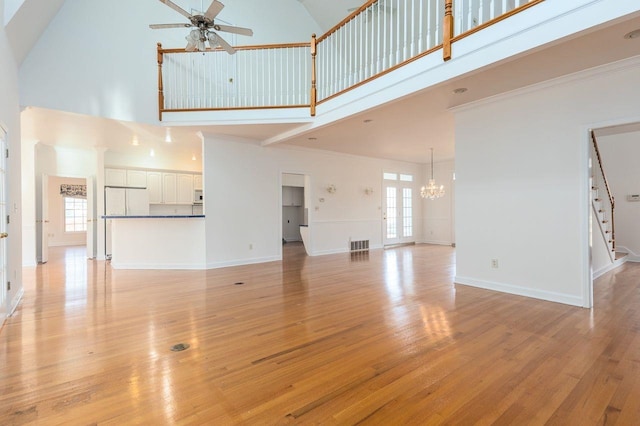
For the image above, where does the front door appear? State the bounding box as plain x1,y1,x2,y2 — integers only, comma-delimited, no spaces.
383,172,414,246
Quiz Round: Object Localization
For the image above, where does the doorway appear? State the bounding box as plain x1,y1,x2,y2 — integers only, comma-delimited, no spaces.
36,175,96,263
382,172,415,246
281,173,309,256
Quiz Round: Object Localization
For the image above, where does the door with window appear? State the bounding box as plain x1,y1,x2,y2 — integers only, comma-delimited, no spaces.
383,172,414,246
0,128,7,319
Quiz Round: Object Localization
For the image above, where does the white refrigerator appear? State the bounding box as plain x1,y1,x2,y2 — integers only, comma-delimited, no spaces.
105,187,149,257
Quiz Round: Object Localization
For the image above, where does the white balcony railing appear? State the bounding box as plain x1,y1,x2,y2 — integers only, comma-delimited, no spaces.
157,0,544,119
161,44,311,112
454,0,533,34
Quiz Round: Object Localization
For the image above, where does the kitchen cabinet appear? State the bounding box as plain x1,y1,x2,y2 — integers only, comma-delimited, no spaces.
282,186,304,206
176,174,194,204
162,173,177,204
105,168,126,186
147,172,162,204
193,174,203,190
127,170,147,187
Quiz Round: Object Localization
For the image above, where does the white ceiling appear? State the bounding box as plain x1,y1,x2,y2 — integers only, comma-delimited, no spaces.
17,2,640,165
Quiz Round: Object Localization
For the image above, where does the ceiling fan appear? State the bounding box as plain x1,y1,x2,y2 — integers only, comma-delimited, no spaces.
149,0,253,54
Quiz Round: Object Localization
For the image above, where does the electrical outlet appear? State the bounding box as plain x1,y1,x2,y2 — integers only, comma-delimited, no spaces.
249,243,253,250
491,259,499,269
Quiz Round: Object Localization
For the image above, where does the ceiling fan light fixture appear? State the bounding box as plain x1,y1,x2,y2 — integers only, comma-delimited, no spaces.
150,0,253,55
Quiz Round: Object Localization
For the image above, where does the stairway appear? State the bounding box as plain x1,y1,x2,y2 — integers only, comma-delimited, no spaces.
591,184,615,260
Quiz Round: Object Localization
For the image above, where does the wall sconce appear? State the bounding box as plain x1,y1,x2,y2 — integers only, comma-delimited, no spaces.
326,184,337,194
364,187,374,196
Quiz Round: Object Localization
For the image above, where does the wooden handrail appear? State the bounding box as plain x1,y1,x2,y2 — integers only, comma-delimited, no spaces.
316,0,378,43
591,130,615,251
158,42,310,55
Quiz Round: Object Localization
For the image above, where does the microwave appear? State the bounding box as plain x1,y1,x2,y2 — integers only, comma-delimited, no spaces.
194,189,203,204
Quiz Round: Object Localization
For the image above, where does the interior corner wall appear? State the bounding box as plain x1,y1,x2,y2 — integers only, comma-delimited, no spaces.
422,159,455,246
597,131,640,260
202,137,422,268
454,58,640,307
1,10,24,314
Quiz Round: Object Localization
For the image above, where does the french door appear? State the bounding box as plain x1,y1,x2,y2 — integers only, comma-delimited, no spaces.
383,172,414,246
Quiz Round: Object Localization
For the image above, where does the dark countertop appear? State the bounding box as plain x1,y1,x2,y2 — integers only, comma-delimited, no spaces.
102,215,205,219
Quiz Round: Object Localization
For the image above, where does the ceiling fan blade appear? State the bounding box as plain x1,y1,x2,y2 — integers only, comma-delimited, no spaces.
149,23,192,29
158,0,192,19
213,24,253,37
209,32,236,54
204,0,224,21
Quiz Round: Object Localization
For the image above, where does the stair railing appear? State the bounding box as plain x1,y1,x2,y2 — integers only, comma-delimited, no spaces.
156,0,545,119
590,130,615,253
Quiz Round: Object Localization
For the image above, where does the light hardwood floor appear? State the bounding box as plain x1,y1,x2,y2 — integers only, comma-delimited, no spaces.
1,244,640,424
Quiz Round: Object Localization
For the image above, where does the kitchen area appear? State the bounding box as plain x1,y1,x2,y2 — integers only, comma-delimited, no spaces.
103,167,206,269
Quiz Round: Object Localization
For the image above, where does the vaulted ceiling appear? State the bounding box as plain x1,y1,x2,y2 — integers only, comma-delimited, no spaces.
13,1,640,164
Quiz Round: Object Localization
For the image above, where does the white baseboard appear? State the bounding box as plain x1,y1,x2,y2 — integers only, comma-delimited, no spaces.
111,262,207,270
593,255,628,279
419,240,454,246
615,246,640,262
309,248,349,256
206,255,281,269
454,276,584,307
9,287,25,317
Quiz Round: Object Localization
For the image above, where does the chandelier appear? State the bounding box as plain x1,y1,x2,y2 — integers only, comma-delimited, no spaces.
421,148,445,200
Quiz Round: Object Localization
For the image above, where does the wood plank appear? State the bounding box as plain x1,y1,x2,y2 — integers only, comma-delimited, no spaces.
1,244,640,424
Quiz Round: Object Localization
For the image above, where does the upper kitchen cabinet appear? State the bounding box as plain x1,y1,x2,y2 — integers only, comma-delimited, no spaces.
147,172,162,204
282,186,304,206
176,174,194,204
127,170,147,188
194,174,203,190
105,168,126,186
162,173,177,204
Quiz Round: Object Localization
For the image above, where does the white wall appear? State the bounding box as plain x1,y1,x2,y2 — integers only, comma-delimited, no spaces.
422,159,455,246
105,149,202,174
18,0,322,125
203,136,423,267
0,0,24,315
598,131,640,260
47,175,86,247
454,57,640,307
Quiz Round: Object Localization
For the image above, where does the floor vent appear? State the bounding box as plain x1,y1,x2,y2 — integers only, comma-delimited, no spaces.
350,240,369,252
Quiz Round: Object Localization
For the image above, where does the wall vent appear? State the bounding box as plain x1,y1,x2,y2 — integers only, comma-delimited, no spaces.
350,240,369,252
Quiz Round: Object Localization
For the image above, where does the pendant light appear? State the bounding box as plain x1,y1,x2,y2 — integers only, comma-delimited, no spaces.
421,148,445,200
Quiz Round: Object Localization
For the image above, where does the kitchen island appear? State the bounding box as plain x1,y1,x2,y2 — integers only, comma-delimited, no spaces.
103,215,205,270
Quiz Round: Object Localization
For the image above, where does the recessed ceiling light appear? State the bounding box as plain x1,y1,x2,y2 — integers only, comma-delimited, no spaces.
453,87,468,94
624,29,640,39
